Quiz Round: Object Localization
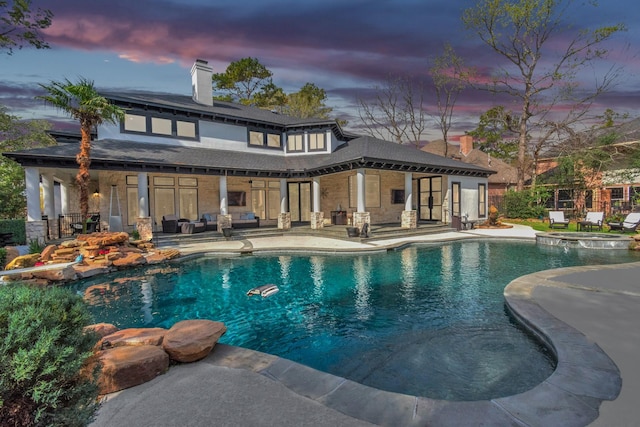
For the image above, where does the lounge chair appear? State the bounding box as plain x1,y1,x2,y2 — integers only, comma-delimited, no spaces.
577,211,604,232
607,212,640,233
548,211,569,229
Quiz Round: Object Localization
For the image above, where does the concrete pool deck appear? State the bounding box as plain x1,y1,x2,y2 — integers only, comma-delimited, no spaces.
90,224,639,427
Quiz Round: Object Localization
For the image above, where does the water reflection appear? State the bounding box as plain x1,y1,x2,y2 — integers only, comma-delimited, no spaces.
353,257,371,321
400,246,417,301
310,256,325,298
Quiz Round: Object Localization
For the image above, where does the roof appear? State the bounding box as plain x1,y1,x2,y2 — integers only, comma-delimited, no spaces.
101,90,347,136
421,140,516,185
6,136,494,179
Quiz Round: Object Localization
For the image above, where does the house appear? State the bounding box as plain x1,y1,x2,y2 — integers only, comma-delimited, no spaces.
421,135,518,207
6,60,494,243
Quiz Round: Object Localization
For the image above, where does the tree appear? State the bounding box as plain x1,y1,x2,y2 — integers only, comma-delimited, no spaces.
252,81,288,111
0,283,100,426
467,106,520,160
428,43,471,157
37,78,125,226
357,75,427,146
1,0,53,54
0,105,55,218
285,83,333,119
212,57,279,106
462,0,626,190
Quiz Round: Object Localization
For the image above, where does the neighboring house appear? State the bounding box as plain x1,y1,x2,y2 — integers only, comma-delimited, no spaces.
421,135,519,207
6,60,494,242
535,142,640,216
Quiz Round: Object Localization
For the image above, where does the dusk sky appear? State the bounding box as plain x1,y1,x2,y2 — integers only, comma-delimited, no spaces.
1,0,638,141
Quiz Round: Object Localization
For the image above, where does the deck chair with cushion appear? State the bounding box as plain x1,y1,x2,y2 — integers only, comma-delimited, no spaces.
548,211,570,229
577,211,604,232
607,212,640,233
161,215,189,233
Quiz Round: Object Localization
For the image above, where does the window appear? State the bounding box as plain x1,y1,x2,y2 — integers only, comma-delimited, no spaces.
478,183,486,217
609,187,624,200
287,134,304,152
122,113,198,139
151,117,172,135
585,189,593,210
391,189,405,204
348,174,380,208
557,189,574,209
452,182,461,217
124,113,146,132
248,130,282,148
308,132,326,151
126,187,139,226
176,121,196,138
179,188,198,220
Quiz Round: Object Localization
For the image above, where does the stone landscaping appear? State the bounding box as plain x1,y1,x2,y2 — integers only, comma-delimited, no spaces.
1,231,181,285
86,320,227,394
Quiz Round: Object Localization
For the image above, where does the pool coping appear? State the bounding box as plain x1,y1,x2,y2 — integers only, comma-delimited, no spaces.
194,261,629,426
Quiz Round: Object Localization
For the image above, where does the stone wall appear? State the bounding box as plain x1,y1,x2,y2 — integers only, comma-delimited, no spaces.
278,212,291,230
26,220,47,245
401,210,417,229
310,211,324,229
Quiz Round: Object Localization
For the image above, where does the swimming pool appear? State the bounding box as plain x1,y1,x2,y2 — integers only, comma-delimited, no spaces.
73,240,640,401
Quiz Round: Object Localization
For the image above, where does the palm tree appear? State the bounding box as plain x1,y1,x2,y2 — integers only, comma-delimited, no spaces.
37,78,125,230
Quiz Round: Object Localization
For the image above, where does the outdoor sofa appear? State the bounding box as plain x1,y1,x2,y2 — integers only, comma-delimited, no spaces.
200,212,260,229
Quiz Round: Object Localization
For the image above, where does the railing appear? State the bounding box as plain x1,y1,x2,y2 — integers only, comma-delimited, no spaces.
57,213,100,238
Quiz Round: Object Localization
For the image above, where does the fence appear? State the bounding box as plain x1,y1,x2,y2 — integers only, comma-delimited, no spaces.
57,213,100,238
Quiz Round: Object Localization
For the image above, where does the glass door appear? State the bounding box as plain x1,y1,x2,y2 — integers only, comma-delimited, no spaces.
419,176,442,221
288,182,312,223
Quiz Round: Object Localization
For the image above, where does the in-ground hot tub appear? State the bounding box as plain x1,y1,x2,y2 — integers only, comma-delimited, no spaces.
536,232,633,250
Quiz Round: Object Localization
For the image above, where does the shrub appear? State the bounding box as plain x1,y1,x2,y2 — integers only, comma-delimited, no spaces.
0,284,101,427
0,247,6,268
503,188,548,219
0,219,26,245
27,239,44,255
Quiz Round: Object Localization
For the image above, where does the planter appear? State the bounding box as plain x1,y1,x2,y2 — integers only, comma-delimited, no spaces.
222,228,233,239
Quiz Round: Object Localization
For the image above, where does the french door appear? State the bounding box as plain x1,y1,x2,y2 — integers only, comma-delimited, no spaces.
288,182,312,223
419,176,442,221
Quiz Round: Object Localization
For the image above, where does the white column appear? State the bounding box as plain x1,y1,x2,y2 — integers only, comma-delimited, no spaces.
137,172,149,217
312,176,321,212
356,168,366,212
404,172,413,211
280,178,288,213
41,172,55,220
219,175,228,215
60,182,69,215
25,167,41,221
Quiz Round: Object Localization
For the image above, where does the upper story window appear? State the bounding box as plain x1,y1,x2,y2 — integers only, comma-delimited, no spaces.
123,113,198,140
308,132,326,151
287,134,304,152
248,129,282,149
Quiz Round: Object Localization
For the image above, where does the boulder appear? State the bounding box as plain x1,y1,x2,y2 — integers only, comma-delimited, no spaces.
73,264,112,279
145,249,181,264
100,327,167,348
84,323,119,338
112,252,146,268
31,265,77,282
39,244,58,262
162,319,226,363
97,345,169,394
4,253,40,270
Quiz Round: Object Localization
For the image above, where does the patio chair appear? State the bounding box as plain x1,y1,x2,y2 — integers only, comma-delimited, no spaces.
548,211,569,229
577,211,604,232
161,215,189,233
607,212,640,233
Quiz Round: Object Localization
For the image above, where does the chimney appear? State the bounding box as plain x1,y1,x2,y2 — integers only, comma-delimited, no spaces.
191,59,213,106
459,135,473,156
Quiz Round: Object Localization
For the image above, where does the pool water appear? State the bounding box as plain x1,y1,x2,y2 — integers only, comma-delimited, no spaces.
73,240,640,400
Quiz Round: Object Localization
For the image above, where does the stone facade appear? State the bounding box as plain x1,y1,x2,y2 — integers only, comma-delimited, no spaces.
217,214,232,230
310,211,324,229
278,212,291,230
26,220,47,245
136,217,153,241
401,210,417,229
353,212,371,229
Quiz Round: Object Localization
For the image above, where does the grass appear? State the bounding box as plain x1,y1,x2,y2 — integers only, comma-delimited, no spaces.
503,218,579,232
